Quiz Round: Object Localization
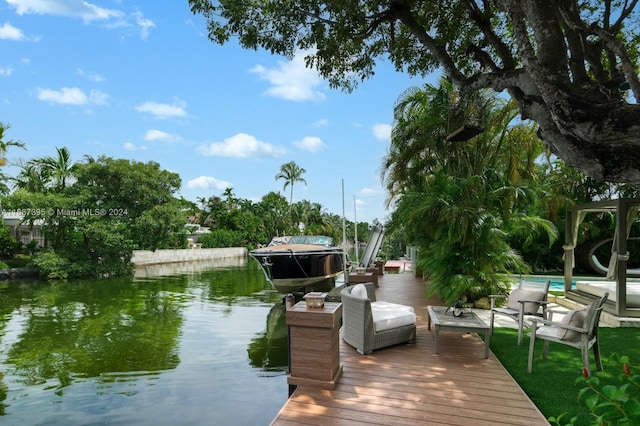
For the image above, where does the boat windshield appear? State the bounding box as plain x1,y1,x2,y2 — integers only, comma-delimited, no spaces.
288,235,335,246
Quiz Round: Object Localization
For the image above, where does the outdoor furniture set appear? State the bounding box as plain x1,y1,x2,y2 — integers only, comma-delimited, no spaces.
340,278,608,376
488,279,608,375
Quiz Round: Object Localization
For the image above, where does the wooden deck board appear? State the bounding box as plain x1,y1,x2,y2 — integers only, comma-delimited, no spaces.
271,273,549,425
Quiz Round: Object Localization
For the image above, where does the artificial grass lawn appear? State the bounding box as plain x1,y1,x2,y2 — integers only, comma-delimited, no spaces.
490,327,640,425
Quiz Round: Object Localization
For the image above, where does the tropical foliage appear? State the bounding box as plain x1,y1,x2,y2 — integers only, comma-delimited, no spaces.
382,78,557,304
0,122,25,169
195,185,360,250
0,141,368,277
3,154,187,279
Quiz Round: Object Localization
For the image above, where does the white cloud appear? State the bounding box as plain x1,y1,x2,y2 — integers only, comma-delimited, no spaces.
37,87,108,105
77,68,105,82
372,123,392,141
251,49,326,102
144,129,179,143
0,66,13,76
7,0,124,23
7,0,153,39
360,187,380,196
186,176,232,191
0,22,26,40
123,142,147,151
312,118,329,127
197,133,286,158
294,136,326,153
135,100,187,120
133,11,154,41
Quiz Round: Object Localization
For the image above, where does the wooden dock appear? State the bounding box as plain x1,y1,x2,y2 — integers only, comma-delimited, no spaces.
271,273,548,425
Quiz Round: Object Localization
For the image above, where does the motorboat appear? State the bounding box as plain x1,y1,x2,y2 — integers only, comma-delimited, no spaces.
249,235,346,293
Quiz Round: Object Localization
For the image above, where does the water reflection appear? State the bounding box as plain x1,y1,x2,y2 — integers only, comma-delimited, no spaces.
0,259,290,425
1,277,183,388
248,302,289,372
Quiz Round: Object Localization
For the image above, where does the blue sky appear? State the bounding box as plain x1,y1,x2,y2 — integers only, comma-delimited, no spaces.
0,0,438,224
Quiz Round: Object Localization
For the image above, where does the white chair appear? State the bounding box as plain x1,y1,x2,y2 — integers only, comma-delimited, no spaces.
527,293,608,376
489,279,550,345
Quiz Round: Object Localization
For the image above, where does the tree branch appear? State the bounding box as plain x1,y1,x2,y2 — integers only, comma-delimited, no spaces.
555,1,589,86
463,0,516,70
588,26,640,101
389,2,467,87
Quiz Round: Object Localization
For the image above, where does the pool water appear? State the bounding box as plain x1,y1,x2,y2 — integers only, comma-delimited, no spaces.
518,276,576,291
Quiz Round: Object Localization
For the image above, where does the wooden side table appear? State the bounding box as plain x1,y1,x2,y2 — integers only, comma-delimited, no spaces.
286,301,343,390
348,271,378,287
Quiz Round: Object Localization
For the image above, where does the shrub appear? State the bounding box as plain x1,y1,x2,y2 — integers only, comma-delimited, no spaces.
30,251,71,279
198,229,246,248
550,354,640,425
0,225,22,259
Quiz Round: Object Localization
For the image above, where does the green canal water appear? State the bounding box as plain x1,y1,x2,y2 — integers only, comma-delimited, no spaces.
0,258,291,425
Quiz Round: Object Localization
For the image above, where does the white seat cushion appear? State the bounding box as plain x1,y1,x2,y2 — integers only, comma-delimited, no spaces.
536,325,561,339
371,301,416,332
576,281,640,308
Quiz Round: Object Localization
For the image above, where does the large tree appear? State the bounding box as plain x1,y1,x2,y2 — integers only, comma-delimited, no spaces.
190,1,640,183
5,156,187,278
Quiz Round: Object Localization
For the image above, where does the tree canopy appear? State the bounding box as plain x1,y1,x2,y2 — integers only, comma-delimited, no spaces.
3,155,187,278
190,0,640,183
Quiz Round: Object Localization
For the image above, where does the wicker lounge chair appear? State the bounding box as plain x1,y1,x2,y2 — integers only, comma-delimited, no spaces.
341,283,416,354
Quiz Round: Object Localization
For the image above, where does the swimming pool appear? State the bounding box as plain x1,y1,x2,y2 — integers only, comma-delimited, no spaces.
517,276,575,291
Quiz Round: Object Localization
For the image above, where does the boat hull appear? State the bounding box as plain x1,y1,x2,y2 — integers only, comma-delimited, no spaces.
249,244,345,293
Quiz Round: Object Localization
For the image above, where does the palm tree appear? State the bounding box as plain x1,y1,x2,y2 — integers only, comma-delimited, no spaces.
12,159,48,193
0,122,26,166
382,78,556,305
34,146,76,192
275,161,307,210
0,123,26,213
381,81,453,204
222,187,237,210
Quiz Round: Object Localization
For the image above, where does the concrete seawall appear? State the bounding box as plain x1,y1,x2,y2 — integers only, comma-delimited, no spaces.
131,247,247,266
133,256,249,278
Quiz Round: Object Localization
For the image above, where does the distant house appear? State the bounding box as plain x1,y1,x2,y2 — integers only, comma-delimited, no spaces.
2,212,46,247
185,223,211,245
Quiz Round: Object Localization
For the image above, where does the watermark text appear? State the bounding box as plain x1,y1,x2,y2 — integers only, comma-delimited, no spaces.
4,208,129,217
